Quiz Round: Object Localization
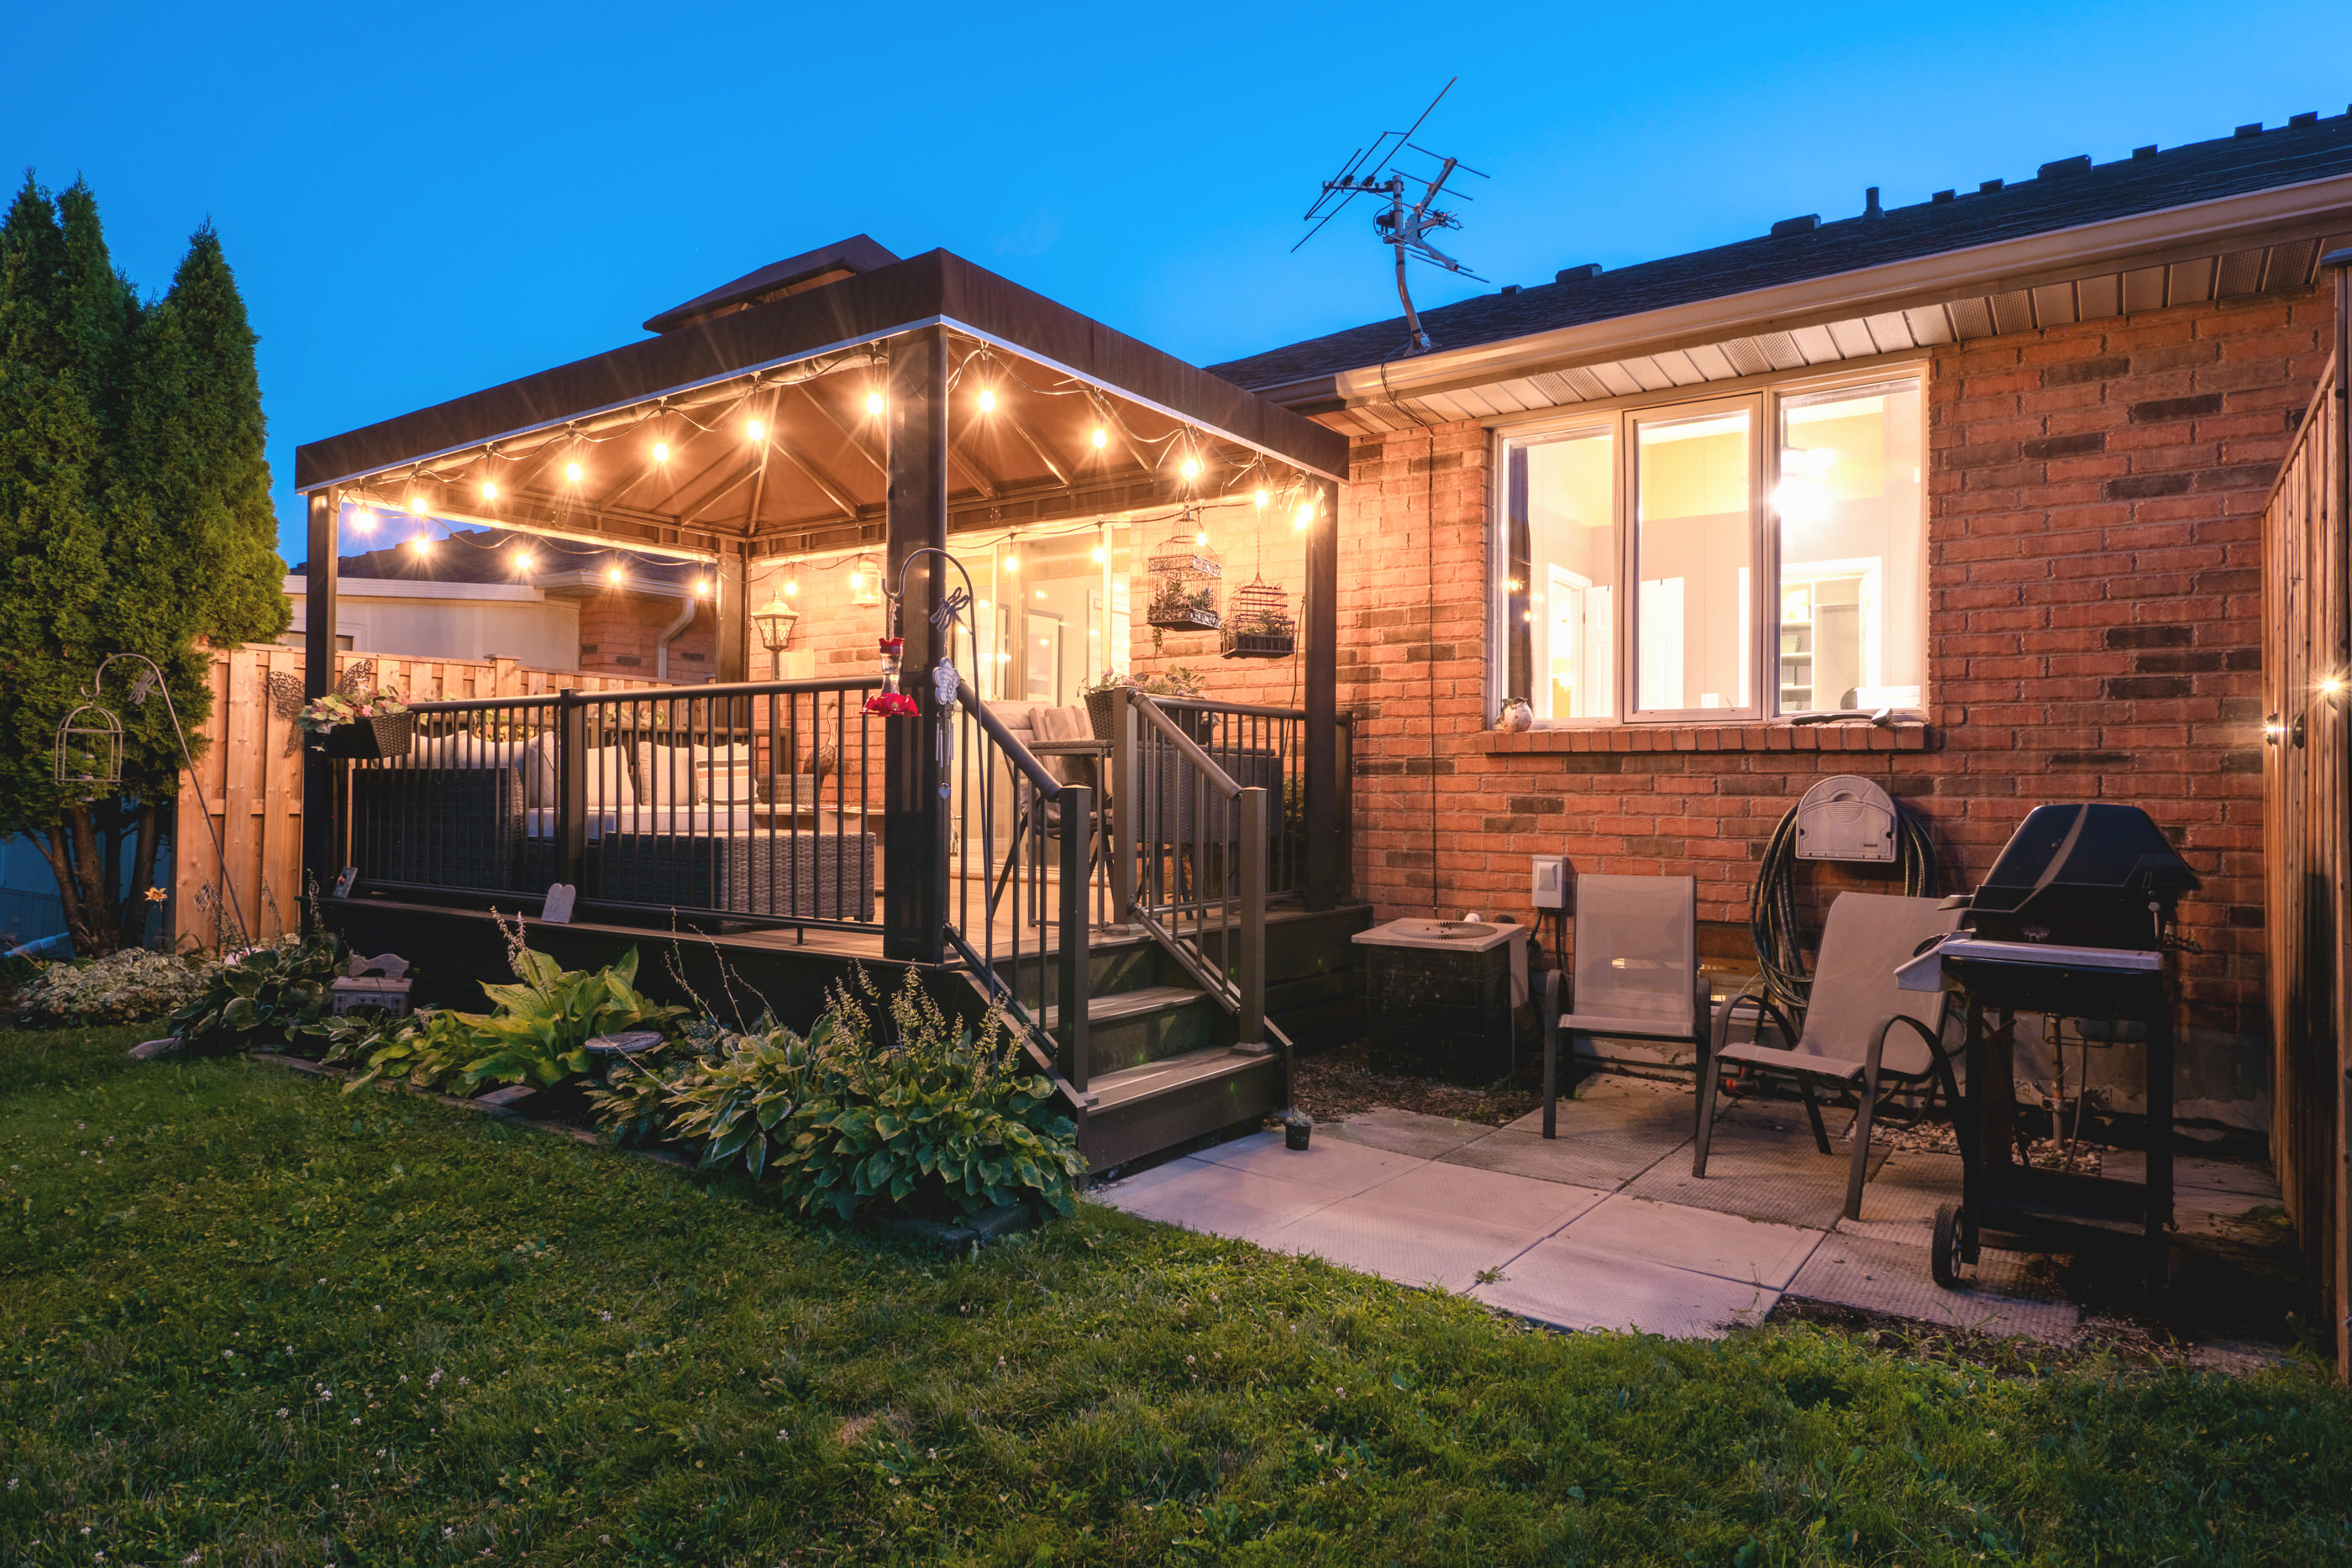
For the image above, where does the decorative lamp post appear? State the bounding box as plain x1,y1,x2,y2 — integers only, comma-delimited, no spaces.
751,590,801,680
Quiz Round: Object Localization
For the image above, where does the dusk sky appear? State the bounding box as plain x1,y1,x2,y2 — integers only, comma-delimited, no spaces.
10,0,2351,562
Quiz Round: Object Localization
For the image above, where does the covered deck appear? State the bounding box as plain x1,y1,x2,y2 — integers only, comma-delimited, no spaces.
293,240,1355,1167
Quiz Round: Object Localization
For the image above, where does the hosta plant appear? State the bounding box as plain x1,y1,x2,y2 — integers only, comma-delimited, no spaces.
623,969,1082,1221
341,945,684,1095
18,947,218,1026
166,929,344,1052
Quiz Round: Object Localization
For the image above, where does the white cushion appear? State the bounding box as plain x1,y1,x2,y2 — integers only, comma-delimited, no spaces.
411,732,557,808
583,746,633,810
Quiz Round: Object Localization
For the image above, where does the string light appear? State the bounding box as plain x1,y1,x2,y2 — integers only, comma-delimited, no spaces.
693,579,711,597
513,550,536,572
607,566,625,585
653,442,669,464
2325,678,2345,696
408,537,432,557
746,419,764,442
1294,501,1316,530
977,389,995,412
785,579,798,596
866,392,884,416
1195,530,1208,547
409,495,428,517
480,480,497,501
1180,456,1200,480
1090,427,1107,449
564,461,583,483
848,569,864,590
1092,546,1108,564
1254,490,1269,507
351,509,376,534
1005,555,1019,574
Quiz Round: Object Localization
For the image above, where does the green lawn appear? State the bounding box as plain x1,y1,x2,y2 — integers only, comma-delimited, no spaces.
4,1023,2349,1566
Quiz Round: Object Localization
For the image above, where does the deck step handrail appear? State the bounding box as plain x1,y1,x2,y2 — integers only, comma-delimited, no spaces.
948,679,1095,1108
1111,689,1273,1065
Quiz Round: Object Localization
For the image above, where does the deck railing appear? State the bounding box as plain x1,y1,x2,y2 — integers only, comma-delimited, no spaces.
349,678,884,931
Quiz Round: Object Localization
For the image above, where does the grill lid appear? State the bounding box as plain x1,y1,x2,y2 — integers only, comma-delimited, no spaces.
1971,803,2197,918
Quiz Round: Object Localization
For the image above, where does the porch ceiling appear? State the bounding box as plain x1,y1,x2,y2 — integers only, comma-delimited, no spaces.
295,251,1348,561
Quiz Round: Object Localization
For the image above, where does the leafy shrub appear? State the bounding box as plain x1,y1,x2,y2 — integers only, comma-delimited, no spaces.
339,945,684,1096
592,969,1083,1221
167,929,345,1053
16,947,218,1026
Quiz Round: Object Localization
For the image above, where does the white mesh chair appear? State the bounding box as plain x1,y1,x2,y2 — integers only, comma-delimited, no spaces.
1693,892,1963,1220
1541,874,1708,1138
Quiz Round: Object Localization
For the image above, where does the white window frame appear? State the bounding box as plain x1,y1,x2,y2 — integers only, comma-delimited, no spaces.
1489,362,1929,727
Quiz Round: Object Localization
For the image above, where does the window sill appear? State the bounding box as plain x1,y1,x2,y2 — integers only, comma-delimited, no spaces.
1475,721,1933,755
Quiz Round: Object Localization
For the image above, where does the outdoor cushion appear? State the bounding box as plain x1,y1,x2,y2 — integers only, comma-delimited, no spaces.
408,732,558,807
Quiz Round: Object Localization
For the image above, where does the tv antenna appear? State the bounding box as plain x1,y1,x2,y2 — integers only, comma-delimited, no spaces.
1296,78,1488,355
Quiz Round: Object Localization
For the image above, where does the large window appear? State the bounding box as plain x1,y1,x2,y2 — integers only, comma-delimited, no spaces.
1498,372,1924,724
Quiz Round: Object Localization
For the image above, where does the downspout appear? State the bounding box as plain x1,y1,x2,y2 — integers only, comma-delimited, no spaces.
654,594,697,681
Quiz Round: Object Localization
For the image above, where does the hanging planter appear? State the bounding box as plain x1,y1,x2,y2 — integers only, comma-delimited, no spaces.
1221,575,1296,658
1147,524,1222,632
297,690,414,760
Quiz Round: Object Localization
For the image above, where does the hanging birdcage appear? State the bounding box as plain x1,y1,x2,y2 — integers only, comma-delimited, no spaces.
55,702,125,793
1221,574,1295,658
1147,523,1221,632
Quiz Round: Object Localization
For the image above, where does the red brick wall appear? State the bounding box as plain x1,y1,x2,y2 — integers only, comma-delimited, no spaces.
1320,287,2335,1038
577,594,717,680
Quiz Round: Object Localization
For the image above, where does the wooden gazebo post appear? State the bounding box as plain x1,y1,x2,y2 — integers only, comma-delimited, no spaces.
1303,477,1341,910
300,487,341,908
884,327,951,962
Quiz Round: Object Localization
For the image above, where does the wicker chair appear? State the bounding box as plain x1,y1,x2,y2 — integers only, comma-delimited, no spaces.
351,766,527,893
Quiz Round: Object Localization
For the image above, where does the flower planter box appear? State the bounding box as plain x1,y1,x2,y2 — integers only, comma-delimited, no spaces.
1221,630,1295,659
1085,690,1212,742
316,712,416,761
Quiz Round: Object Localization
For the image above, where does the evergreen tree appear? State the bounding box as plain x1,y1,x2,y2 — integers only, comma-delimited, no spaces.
0,174,287,954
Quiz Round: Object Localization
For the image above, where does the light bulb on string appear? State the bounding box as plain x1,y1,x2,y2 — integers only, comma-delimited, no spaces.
480,480,497,501
409,495,429,518
1089,427,1107,449
1180,456,1200,480
607,565,625,585
409,536,432,557
746,419,764,443
866,391,884,417
978,388,995,412
848,569,863,590
784,579,798,597
653,442,669,464
693,579,711,597
1092,547,1107,564
1004,554,1019,574
1294,501,1315,531
1254,490,1269,508
513,550,535,573
564,461,583,483
351,509,376,534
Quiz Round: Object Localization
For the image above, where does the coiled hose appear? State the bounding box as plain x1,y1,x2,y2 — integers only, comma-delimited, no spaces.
1748,796,1939,1020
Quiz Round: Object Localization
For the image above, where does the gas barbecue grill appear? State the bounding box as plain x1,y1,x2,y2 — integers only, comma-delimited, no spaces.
1897,803,2199,1292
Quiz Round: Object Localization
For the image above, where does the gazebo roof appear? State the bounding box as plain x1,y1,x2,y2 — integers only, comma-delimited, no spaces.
296,248,1348,561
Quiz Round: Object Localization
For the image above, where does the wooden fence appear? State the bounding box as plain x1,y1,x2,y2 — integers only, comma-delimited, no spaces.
2260,254,2350,1378
169,647,669,951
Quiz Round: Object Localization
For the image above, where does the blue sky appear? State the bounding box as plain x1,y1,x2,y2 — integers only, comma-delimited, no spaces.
8,1,2349,563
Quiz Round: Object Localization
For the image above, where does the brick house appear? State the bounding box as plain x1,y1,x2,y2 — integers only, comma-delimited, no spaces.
1196,110,2352,1127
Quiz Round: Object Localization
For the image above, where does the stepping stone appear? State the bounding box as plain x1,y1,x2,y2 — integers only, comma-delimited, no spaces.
1559,1193,1824,1291
1263,1162,1605,1294
1785,1230,2080,1341
1471,1235,1779,1339
1093,1157,1341,1244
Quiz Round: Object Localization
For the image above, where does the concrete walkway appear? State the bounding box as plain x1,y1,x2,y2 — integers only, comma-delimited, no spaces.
1094,1073,2280,1343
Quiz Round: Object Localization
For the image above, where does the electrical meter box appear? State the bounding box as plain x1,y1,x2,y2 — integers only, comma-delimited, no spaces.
1793,774,1898,863
1530,855,1567,909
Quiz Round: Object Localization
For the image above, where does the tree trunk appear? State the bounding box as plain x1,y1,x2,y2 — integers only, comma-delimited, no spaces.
34,813,120,957
116,800,161,952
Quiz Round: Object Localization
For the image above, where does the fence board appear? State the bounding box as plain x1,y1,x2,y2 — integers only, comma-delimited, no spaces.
2262,261,2349,1380
169,647,670,951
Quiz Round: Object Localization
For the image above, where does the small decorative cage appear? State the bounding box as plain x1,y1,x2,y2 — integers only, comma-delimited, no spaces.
1221,574,1296,658
1147,525,1222,632
55,702,125,793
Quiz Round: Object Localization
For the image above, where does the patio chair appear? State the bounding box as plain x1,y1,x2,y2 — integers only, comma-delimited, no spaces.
1541,874,1708,1139
1693,891,1962,1221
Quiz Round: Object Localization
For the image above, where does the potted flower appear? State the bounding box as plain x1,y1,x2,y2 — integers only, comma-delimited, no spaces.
297,688,413,760
1080,667,1210,742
